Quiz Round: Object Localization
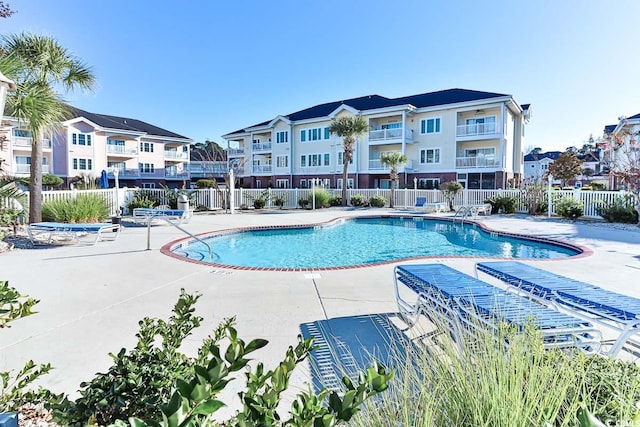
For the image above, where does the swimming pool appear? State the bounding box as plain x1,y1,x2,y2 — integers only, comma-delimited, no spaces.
165,216,583,270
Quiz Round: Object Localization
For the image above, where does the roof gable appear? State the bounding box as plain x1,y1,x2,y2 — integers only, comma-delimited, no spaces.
523,151,562,161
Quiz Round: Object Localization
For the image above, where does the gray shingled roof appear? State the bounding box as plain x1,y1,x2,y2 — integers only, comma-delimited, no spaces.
523,151,562,161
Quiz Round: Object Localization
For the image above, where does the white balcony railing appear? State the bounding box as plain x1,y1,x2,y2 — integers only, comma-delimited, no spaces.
456,156,500,168
108,168,140,178
368,159,413,170
252,143,272,152
107,145,139,156
165,170,190,179
12,137,52,149
188,164,228,176
368,128,413,142
227,148,245,156
15,164,50,174
253,165,272,173
164,151,189,160
456,123,498,137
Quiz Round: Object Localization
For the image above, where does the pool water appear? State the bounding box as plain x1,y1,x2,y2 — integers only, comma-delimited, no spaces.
172,217,579,269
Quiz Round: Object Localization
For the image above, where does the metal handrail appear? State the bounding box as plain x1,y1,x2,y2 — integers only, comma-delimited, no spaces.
143,214,217,260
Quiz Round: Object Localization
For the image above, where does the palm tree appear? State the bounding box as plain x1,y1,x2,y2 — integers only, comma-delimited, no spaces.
379,152,407,208
329,115,368,206
1,32,95,223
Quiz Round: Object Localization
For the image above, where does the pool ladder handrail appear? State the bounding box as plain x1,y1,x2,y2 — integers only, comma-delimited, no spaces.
453,205,476,222
145,216,219,260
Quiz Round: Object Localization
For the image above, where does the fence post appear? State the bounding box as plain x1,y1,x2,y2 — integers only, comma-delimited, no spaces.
268,187,272,209
295,188,299,209
547,174,553,218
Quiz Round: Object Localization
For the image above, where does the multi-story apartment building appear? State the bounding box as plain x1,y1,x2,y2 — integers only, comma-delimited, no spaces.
0,107,192,188
222,88,531,190
523,151,561,183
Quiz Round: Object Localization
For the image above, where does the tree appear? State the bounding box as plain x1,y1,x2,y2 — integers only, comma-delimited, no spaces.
439,181,463,211
379,151,407,208
1,33,95,223
603,119,640,224
548,152,582,186
0,1,15,18
329,115,368,206
527,147,543,155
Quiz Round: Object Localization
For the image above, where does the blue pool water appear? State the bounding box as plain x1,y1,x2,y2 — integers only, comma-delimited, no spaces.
172,217,579,269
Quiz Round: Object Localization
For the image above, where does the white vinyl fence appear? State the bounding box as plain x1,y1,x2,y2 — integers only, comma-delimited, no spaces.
8,187,632,220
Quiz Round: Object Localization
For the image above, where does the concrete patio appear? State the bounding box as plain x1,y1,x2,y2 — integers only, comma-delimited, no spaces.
1,209,639,418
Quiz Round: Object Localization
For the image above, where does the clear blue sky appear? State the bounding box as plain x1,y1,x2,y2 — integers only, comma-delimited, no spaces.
3,0,639,152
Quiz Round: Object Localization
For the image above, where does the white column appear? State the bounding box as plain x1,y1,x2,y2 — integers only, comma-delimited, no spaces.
547,173,553,218
229,168,235,214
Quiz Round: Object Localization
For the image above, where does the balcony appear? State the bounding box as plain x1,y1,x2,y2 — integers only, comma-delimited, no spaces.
108,168,140,178
253,165,272,173
368,159,413,170
12,137,52,149
368,128,413,144
456,156,500,169
456,123,500,138
252,142,272,152
107,145,139,156
227,148,245,156
14,164,50,174
188,163,228,178
164,169,190,180
164,150,189,160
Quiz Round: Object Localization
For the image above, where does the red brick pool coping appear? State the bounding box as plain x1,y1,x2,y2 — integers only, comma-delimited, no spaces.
159,214,593,271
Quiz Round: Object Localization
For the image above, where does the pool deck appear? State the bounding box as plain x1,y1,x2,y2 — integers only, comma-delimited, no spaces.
1,208,639,417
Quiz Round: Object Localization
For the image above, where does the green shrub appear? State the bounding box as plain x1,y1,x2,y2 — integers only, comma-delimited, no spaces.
580,186,593,191
161,186,195,209
42,174,63,189
298,198,309,209
555,196,584,219
591,182,606,191
0,207,24,226
329,195,342,206
52,290,393,426
240,203,249,210
369,195,386,207
595,195,639,224
195,179,216,189
350,194,367,207
127,189,161,210
439,181,463,211
485,194,518,214
273,194,286,209
42,194,110,223
310,188,331,208
253,197,266,209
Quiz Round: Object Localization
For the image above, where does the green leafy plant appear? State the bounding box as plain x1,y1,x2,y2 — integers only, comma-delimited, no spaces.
41,174,63,190
350,194,367,207
298,198,309,209
310,188,331,208
369,195,386,208
485,194,518,214
439,181,463,211
595,195,639,224
195,179,216,189
272,194,286,209
591,182,606,191
329,195,342,206
160,186,195,210
127,190,160,210
0,207,24,226
556,196,584,219
42,193,110,223
253,197,266,209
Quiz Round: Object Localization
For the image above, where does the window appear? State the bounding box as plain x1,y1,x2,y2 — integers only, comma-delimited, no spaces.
142,183,156,189
465,116,496,134
276,179,289,188
300,180,308,188
338,152,354,165
72,158,92,170
323,153,330,166
300,130,307,142
418,178,440,190
276,131,288,143
300,155,306,167
322,178,330,187
420,118,441,134
13,129,32,138
337,178,354,189
139,163,155,174
324,127,330,139
310,154,321,166
140,142,154,153
108,139,125,146
276,156,288,168
420,148,441,164
72,133,92,146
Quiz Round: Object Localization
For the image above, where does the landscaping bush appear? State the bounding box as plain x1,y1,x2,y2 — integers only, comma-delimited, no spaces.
555,196,584,219
41,174,63,190
369,195,386,208
298,198,309,209
195,179,216,188
350,194,367,207
310,188,331,208
485,194,518,214
591,182,606,191
439,181,463,211
51,290,393,426
127,189,161,210
595,195,639,224
329,195,342,206
273,194,286,209
0,207,24,226
580,186,593,191
42,194,110,223
253,197,266,209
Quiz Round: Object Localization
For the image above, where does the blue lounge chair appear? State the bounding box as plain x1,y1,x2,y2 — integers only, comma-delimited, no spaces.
27,222,120,245
476,261,640,356
394,263,601,351
414,197,427,211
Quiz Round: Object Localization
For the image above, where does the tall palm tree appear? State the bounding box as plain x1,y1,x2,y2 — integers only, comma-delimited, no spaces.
1,32,95,223
329,115,368,206
379,152,407,208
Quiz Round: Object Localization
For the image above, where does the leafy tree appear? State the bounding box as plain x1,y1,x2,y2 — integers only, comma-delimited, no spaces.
603,118,640,224
1,32,95,223
527,147,543,155
41,173,63,190
329,115,369,206
0,1,14,18
439,181,463,211
548,152,582,186
379,152,407,208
